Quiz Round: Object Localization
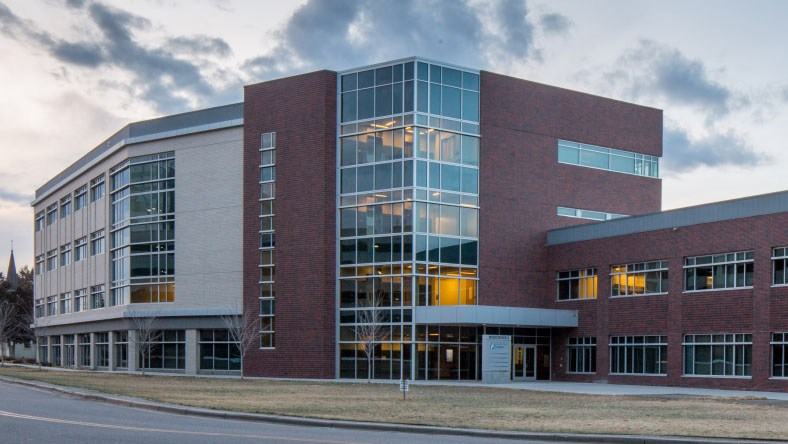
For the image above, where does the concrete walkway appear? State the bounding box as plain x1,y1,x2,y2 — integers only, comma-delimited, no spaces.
410,379,788,401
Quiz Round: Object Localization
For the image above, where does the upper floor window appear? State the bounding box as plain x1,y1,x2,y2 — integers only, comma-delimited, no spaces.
60,244,71,267
34,212,44,232
557,206,627,222
684,251,753,291
74,185,88,210
35,254,44,275
556,268,597,300
46,249,57,271
74,237,87,262
90,174,106,202
60,195,72,218
558,140,659,178
611,260,668,297
340,61,480,124
46,204,58,225
772,247,788,286
90,230,105,256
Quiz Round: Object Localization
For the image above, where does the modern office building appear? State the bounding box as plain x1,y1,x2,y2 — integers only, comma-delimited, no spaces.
31,104,244,374
32,57,788,391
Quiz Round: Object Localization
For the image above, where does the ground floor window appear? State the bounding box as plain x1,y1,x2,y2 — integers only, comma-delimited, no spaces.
772,332,788,378
610,335,667,375
114,332,128,368
63,335,75,367
199,329,241,371
95,333,109,367
415,326,479,380
567,337,596,373
50,337,61,366
38,337,48,364
340,342,413,380
78,333,91,367
139,330,185,370
683,333,752,377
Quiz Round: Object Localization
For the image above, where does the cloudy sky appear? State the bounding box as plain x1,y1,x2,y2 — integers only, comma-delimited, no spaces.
2,0,788,268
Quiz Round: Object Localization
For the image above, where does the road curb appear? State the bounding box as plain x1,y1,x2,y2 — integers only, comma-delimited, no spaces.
0,375,782,444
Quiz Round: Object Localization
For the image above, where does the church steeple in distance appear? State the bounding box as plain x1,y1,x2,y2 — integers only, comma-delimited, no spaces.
6,242,19,290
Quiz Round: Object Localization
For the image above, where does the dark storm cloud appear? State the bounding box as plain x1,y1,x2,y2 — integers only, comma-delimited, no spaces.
612,40,735,117
540,13,571,35
662,127,768,174
0,1,238,113
243,0,558,80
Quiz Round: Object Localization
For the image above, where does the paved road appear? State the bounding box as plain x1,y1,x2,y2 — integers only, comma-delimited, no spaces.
0,381,570,444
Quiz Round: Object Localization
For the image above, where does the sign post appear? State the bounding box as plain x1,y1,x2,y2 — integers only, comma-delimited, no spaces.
400,378,409,400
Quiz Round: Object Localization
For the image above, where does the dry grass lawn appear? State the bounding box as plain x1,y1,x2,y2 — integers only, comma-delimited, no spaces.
0,366,786,440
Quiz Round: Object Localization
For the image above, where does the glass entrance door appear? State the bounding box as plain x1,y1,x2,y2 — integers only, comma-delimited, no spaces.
512,345,537,381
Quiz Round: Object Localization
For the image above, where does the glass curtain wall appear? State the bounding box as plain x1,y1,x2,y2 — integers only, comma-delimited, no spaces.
338,59,480,380
109,153,175,305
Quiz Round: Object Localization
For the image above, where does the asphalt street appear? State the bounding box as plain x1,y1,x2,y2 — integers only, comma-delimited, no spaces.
0,380,573,444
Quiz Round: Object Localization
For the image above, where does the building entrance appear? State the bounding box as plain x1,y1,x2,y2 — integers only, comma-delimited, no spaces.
512,344,536,380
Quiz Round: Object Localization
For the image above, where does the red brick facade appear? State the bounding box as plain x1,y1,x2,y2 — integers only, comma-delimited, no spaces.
243,71,337,377
547,213,788,391
478,71,663,309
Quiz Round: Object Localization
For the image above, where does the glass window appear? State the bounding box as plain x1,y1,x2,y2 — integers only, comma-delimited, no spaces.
461,90,479,122
558,139,660,178
684,251,753,291
442,86,462,119
74,185,88,211
568,337,596,373
609,335,667,375
683,333,752,377
556,268,597,300
357,88,374,120
90,230,105,256
611,261,668,296
773,247,788,285
74,237,87,261
773,332,788,378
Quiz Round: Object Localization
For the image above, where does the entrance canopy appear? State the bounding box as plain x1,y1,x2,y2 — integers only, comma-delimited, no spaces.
413,305,578,327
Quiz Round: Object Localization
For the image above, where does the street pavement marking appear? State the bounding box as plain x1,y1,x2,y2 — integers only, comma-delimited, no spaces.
0,409,368,444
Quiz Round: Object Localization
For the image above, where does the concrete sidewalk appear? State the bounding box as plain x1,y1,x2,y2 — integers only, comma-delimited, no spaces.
410,379,788,401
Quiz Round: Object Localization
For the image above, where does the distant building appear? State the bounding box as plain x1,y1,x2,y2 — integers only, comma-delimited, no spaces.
5,248,19,290
31,57,788,391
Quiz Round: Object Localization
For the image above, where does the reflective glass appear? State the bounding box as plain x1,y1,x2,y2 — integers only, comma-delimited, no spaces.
442,86,462,119
357,88,374,120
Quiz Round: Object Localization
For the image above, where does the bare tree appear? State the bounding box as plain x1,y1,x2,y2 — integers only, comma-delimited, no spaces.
131,314,161,376
354,294,390,382
220,304,258,379
0,300,17,366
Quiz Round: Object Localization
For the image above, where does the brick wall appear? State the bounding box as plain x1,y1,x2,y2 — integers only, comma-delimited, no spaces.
243,71,337,377
478,71,663,309
547,212,788,391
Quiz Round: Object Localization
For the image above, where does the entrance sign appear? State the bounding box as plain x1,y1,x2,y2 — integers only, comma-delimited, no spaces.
482,335,511,384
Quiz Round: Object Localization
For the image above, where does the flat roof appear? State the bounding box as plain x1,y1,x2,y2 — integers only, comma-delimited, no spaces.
33,102,243,205
547,189,788,245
